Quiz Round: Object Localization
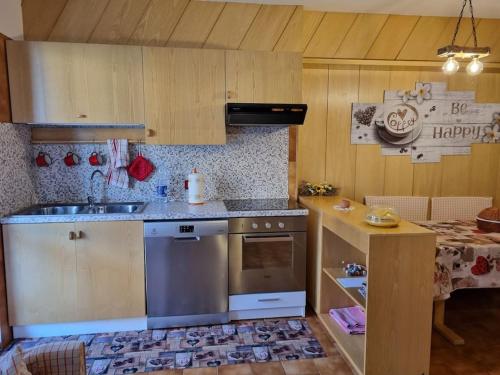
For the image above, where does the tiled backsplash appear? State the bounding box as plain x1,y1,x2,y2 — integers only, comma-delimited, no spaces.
0,123,37,216
31,126,289,204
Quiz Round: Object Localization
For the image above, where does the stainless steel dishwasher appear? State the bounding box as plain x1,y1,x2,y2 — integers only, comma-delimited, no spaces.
144,220,228,328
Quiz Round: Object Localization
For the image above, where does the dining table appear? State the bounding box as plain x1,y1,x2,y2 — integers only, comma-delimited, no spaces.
414,220,500,345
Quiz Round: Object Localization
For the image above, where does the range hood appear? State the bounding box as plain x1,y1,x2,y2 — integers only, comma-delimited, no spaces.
226,103,307,126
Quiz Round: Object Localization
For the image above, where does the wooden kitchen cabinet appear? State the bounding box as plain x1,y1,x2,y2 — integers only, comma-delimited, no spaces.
143,47,226,145
3,223,78,325
7,41,144,125
225,50,302,103
2,221,145,325
75,221,145,322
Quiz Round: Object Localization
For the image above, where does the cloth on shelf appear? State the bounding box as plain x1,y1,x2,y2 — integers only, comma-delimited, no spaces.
106,139,130,188
358,281,367,299
329,306,366,335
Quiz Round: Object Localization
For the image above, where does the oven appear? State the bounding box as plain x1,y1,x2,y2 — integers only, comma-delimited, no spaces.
228,216,307,295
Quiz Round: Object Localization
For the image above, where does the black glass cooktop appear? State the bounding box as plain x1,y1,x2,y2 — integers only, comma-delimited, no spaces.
223,198,300,212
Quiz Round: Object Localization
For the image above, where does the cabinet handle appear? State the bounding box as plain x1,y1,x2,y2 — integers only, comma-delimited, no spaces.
76,231,83,239
76,114,87,119
146,129,155,137
69,231,76,240
257,298,281,302
227,90,234,99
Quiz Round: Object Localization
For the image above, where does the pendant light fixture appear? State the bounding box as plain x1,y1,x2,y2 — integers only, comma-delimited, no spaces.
437,0,490,76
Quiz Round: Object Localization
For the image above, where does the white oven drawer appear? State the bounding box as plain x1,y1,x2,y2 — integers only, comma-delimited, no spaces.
229,291,305,311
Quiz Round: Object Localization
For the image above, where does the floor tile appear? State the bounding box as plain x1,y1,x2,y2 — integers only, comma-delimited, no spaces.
218,364,254,375
314,357,353,375
281,359,319,375
250,362,286,375
183,368,218,375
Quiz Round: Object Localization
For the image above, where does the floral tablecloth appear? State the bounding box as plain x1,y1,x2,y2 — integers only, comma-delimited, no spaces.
415,220,500,300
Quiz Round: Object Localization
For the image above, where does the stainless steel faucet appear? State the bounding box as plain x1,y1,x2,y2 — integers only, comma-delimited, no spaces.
88,170,105,207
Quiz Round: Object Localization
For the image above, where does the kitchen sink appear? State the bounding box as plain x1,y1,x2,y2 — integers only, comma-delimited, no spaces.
15,202,146,216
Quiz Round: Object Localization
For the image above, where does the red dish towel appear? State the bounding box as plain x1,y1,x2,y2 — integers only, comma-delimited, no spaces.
106,139,129,188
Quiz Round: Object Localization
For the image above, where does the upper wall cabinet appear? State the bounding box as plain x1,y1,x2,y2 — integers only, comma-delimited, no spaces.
7,41,145,125
143,47,226,145
225,50,302,104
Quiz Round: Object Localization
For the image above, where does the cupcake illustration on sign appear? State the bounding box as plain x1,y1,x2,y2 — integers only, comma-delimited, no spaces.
376,103,422,145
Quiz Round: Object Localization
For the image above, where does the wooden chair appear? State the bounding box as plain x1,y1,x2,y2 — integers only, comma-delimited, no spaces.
430,196,493,220
364,196,429,221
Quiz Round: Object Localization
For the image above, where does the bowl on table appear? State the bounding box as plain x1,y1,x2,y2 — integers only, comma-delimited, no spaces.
476,207,500,233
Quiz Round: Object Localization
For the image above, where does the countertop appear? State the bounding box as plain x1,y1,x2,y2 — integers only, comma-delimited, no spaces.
0,201,309,224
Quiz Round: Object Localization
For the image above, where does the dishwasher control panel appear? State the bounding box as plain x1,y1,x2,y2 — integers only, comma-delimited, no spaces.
144,220,228,238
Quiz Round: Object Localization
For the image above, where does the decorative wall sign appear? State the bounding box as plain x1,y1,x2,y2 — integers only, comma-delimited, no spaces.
351,82,500,163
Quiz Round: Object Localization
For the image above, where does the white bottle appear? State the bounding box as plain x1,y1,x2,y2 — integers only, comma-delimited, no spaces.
188,168,205,205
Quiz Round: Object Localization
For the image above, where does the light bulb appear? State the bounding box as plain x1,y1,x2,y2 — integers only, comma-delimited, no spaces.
466,57,483,76
442,57,459,75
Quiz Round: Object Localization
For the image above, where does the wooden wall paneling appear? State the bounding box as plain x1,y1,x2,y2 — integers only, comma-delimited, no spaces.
325,66,359,199
48,0,111,42
297,67,329,185
334,14,389,59
301,11,324,53
354,67,390,202
88,0,151,44
203,3,261,50
365,15,420,60
167,1,225,48
0,34,11,122
239,5,296,51
303,13,357,58
21,0,68,41
129,0,189,46
274,6,303,52
471,19,500,63
397,17,451,61
383,68,420,195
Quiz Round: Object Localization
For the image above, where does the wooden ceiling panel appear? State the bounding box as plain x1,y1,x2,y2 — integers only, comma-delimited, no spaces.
397,16,450,60
167,1,225,48
239,5,296,51
22,0,69,41
303,12,357,58
89,0,151,44
129,0,189,46
335,13,389,59
203,2,261,49
365,15,419,60
48,0,111,42
301,11,325,53
470,19,500,62
274,6,303,52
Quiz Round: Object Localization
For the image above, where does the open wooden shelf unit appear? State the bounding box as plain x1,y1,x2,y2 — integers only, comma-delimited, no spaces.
300,196,436,375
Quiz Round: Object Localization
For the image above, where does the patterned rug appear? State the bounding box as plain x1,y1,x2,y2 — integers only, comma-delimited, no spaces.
13,318,326,374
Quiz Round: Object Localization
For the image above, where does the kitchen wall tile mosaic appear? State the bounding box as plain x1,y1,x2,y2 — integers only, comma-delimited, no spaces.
0,123,37,216
32,126,289,204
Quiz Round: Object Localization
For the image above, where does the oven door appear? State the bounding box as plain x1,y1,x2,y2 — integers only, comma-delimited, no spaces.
229,232,306,295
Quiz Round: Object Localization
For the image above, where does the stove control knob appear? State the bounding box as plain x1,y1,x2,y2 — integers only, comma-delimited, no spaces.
265,222,272,229
278,222,285,229
251,223,259,229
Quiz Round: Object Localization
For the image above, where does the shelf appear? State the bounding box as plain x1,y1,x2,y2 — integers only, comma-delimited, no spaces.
323,268,366,308
318,313,365,375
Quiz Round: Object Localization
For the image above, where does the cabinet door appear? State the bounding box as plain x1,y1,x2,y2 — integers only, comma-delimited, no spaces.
7,41,144,125
3,223,77,325
75,221,145,321
143,47,226,145
225,50,302,103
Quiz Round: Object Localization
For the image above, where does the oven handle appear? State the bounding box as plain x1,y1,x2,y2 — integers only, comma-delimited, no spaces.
242,234,293,243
